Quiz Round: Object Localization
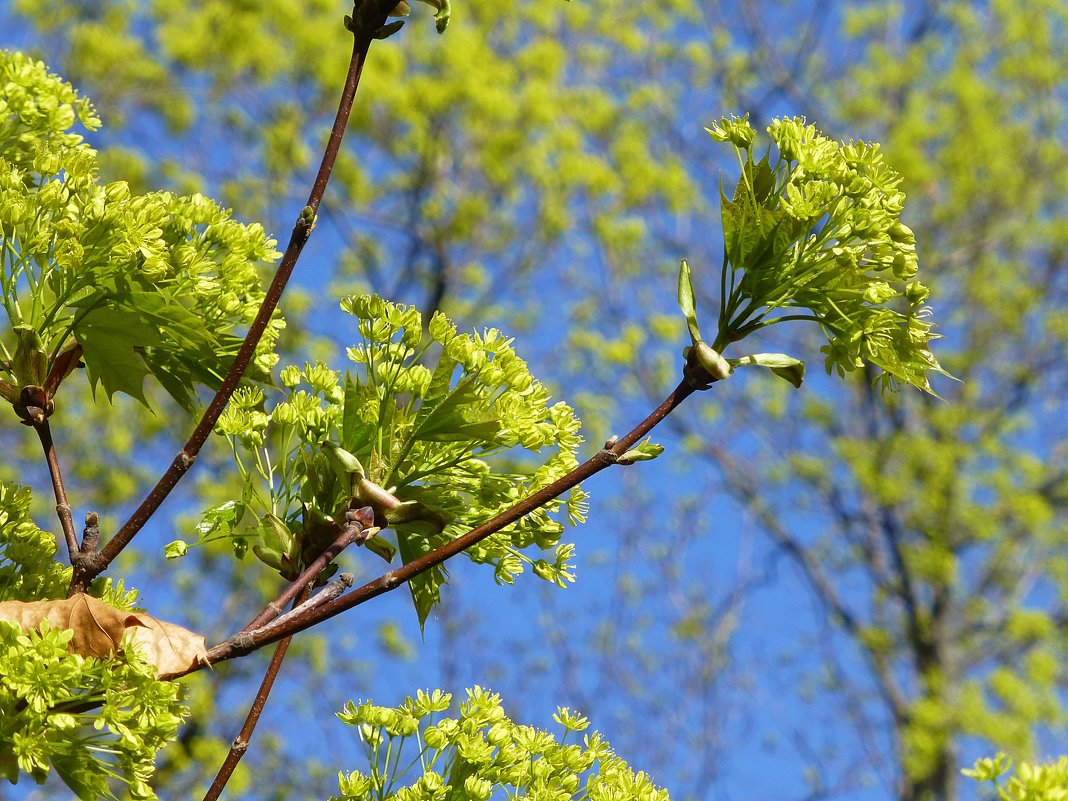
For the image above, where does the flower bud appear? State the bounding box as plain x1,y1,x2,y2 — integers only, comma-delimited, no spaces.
863,282,897,305
905,281,930,305
889,221,915,244
706,114,754,149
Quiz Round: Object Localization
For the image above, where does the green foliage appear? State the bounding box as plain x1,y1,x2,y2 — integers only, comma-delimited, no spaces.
0,481,69,601
0,620,186,800
699,115,949,393
0,49,282,414
332,686,670,801
964,754,1068,801
190,294,587,627
0,483,184,800
3,1,1063,800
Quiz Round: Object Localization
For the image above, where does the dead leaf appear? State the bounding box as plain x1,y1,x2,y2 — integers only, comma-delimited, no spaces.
123,612,209,676
0,594,208,677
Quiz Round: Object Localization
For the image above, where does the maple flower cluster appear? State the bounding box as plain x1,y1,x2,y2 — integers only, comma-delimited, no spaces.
332,686,671,801
0,50,282,413
706,114,948,393
0,483,185,799
205,295,588,626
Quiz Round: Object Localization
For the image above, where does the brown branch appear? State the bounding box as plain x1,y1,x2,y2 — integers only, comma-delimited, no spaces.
201,588,310,801
33,419,78,560
182,370,712,672
68,2,398,595
241,506,376,633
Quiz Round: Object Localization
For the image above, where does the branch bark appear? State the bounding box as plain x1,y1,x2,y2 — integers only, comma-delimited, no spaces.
33,420,78,561
201,589,310,801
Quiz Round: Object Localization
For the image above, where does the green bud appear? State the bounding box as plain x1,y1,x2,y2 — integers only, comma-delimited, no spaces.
616,438,665,465
728,353,806,388
321,441,367,487
259,513,293,554
12,325,47,387
676,259,702,344
889,221,915,244
706,113,755,149
164,540,189,559
464,776,493,801
279,364,301,388
692,340,731,380
863,282,897,305
252,544,284,571
905,281,930,305
532,560,555,582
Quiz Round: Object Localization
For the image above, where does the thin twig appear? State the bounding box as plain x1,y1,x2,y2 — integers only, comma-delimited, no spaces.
254,573,355,639
181,370,713,673
34,420,78,560
69,2,398,595
201,588,310,801
241,506,375,633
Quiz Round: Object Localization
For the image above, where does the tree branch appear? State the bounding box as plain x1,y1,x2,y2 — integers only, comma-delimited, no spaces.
33,419,78,561
164,368,714,674
241,506,376,633
201,588,310,801
697,438,910,723
69,2,397,595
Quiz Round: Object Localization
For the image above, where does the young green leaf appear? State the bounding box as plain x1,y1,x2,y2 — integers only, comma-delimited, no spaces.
617,438,665,465
677,259,702,344
727,353,806,388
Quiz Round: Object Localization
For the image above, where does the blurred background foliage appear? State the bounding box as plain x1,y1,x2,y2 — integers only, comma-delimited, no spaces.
0,1,1065,800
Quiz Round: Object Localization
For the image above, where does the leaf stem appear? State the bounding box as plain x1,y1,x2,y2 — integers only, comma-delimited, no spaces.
68,4,397,595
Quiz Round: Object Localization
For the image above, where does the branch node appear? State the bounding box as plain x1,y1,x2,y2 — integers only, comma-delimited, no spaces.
177,450,195,469
72,551,109,574
15,385,53,426
231,632,256,654
80,511,100,554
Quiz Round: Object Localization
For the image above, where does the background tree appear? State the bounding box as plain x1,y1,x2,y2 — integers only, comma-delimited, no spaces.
0,1,1064,801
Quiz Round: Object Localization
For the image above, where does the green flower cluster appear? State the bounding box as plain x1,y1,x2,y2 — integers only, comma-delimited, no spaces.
0,481,184,799
332,686,670,801
0,482,69,601
203,295,587,627
704,114,948,393
0,622,186,800
964,754,1068,801
0,50,282,414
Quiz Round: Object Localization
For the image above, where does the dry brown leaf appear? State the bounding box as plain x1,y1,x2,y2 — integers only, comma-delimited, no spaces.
0,594,208,677
123,612,209,676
